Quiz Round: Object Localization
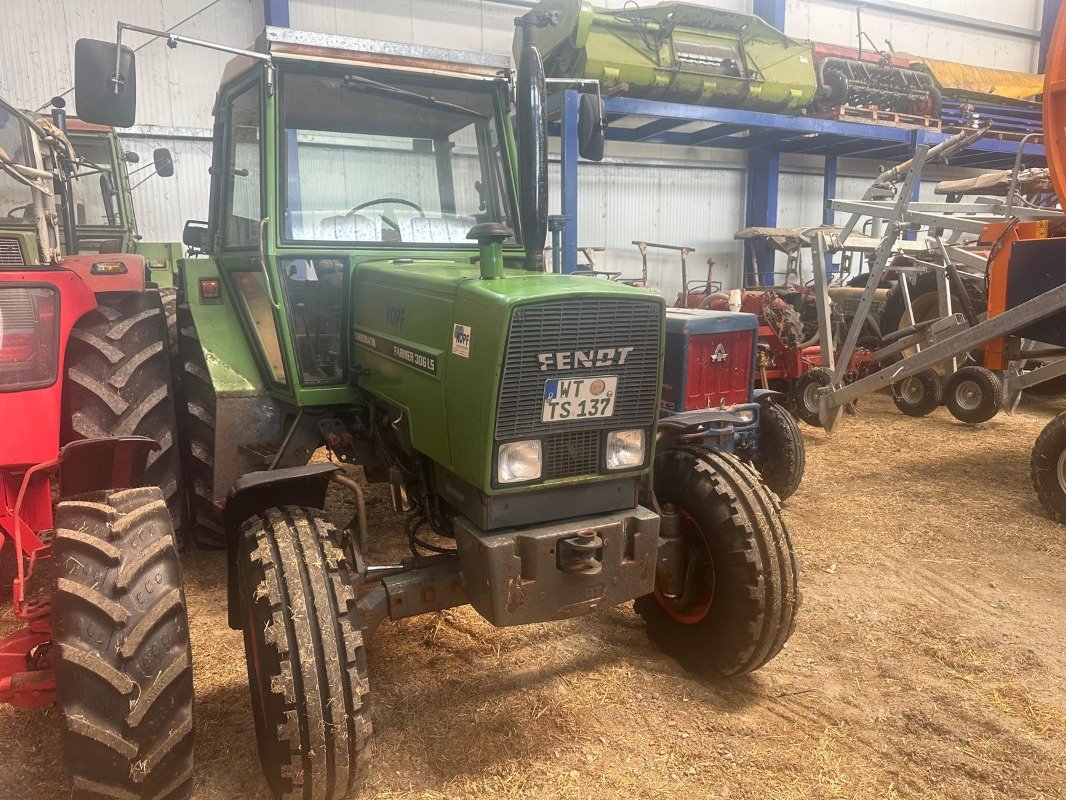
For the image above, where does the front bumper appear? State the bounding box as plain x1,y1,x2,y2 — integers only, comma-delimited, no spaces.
454,505,660,627
658,403,760,454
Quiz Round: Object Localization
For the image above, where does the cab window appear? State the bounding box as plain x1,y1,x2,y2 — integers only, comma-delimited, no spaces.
222,81,263,248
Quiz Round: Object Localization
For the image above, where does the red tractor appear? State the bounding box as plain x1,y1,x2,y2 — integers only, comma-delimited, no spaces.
0,98,193,798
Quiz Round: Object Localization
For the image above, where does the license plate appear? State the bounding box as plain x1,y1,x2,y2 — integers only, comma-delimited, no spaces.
542,376,618,422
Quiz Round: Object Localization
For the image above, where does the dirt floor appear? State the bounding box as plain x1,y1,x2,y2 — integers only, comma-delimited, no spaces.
3,391,1065,800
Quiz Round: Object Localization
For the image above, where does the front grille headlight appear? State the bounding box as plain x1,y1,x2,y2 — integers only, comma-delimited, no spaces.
498,440,542,484
606,429,645,470
735,408,756,424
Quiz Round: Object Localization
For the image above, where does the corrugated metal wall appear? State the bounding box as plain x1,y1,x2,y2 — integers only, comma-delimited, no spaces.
3,0,1048,293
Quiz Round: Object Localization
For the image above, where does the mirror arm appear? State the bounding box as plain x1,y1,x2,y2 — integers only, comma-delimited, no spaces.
113,20,271,95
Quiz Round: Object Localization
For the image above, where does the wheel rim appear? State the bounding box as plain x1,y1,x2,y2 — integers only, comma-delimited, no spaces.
1056,449,1066,496
802,380,822,413
954,379,982,411
900,376,926,404
654,510,715,624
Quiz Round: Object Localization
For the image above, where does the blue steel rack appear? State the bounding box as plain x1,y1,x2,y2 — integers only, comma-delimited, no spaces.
550,89,1048,281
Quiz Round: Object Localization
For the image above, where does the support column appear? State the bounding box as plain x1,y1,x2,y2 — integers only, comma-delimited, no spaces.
744,150,780,286
560,89,580,274
822,154,838,278
1042,0,1062,72
264,0,289,26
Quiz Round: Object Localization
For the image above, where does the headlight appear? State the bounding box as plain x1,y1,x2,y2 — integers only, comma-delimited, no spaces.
735,408,756,424
606,429,646,470
498,440,542,483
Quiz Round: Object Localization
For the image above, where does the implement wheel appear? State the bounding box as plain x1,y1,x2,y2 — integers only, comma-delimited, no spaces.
945,366,1002,424
751,400,805,501
635,447,800,677
1031,411,1066,522
53,487,194,800
794,367,832,428
63,289,188,547
237,507,372,800
892,370,943,417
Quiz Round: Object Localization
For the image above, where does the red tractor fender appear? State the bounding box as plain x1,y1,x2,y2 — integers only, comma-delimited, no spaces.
59,252,146,294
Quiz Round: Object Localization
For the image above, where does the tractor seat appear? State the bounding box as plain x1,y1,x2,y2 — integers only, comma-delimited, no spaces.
394,214,475,244
317,213,382,242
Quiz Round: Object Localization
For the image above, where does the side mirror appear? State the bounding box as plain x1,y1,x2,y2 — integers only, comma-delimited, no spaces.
153,147,174,178
183,220,209,251
578,93,606,162
74,38,137,128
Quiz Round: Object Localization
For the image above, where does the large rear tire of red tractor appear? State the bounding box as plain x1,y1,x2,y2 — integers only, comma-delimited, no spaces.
176,309,223,549
1031,411,1066,522
880,271,986,368
63,289,189,548
53,486,194,800
635,447,800,677
237,507,373,800
751,400,805,501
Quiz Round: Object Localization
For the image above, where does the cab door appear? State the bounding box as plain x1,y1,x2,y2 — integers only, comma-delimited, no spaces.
213,73,292,397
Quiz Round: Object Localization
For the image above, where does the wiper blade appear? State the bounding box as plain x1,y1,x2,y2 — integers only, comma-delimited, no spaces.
341,74,485,119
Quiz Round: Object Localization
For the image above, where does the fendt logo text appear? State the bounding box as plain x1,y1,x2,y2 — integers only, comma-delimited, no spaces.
537,347,636,372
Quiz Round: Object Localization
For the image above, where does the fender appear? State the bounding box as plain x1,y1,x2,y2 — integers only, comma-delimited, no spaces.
222,463,340,629
60,253,146,294
753,388,782,403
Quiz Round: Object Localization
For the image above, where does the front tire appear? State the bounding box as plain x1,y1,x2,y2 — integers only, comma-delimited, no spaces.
53,487,194,800
892,370,943,417
1031,412,1066,522
945,365,1002,424
751,401,805,501
635,447,800,677
237,507,373,800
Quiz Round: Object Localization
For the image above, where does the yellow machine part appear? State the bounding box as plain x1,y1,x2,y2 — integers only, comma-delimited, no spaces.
901,53,1043,101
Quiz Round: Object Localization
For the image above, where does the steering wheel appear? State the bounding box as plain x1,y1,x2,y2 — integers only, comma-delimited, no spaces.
347,197,425,233
4,203,31,219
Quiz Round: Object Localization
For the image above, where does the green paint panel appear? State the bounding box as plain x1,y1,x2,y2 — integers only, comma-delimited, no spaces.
523,0,818,112
135,241,182,288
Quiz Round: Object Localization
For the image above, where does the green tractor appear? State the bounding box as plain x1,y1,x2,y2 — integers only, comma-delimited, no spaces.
74,13,799,799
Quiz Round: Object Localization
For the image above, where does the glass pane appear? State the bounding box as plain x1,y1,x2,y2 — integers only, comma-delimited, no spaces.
224,83,263,247
68,134,124,229
280,69,515,245
230,271,286,383
281,257,345,385
0,104,35,226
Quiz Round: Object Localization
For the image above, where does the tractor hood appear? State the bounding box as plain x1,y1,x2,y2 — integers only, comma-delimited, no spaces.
349,256,665,491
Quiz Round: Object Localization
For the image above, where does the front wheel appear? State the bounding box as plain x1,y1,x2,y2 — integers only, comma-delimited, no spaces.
944,365,1001,424
237,507,373,800
1031,412,1066,522
635,447,800,677
751,401,805,501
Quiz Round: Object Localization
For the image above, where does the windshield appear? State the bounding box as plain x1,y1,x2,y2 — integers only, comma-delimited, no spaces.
0,103,35,226
68,134,124,229
280,67,517,246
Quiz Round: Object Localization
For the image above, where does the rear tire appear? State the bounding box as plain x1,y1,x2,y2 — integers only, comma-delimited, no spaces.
945,365,1002,424
892,370,943,417
635,447,800,677
53,487,194,800
751,401,805,501
63,290,188,548
1031,411,1066,522
177,308,223,549
159,286,178,365
794,367,832,427
237,507,373,800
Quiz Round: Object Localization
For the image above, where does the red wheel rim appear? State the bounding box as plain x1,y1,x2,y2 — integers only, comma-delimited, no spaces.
653,509,715,624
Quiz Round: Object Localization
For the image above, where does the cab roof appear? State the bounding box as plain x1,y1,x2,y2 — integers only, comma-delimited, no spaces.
221,26,511,85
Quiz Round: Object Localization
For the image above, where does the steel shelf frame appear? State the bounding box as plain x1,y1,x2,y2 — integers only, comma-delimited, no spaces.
551,90,1047,277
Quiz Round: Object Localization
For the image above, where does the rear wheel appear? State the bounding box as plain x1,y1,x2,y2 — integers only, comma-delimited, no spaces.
53,487,194,800
794,368,832,427
63,290,188,548
945,365,1002,424
177,308,222,549
159,286,178,365
751,401,805,501
237,507,373,800
892,370,943,417
880,271,986,369
635,447,800,677
1031,412,1066,522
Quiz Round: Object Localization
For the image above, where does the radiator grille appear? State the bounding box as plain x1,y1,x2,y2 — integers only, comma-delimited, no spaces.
496,297,661,479
0,237,25,267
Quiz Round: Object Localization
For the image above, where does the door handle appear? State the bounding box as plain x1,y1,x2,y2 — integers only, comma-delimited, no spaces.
258,217,281,310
